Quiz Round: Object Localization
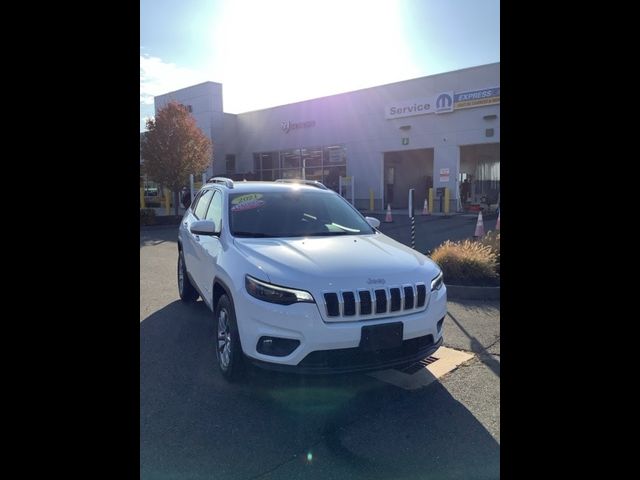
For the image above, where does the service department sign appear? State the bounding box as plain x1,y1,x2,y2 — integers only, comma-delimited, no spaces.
454,87,500,110
435,92,453,113
385,86,499,120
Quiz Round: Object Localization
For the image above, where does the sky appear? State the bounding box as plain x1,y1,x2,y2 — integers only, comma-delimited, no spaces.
140,0,500,131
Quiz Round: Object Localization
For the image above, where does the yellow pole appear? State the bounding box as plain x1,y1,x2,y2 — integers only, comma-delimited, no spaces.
444,187,450,214
140,187,145,209
369,189,374,211
164,188,171,215
428,188,434,214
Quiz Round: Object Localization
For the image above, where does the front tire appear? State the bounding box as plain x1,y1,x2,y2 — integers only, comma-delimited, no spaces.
215,294,245,382
177,249,198,302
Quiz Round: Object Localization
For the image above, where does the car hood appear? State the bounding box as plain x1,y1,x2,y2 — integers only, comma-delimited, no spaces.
233,233,439,289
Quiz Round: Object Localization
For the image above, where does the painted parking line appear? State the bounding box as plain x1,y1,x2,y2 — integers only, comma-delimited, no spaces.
366,347,474,390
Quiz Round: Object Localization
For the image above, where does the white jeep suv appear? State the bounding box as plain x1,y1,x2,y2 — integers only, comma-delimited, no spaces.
178,177,446,381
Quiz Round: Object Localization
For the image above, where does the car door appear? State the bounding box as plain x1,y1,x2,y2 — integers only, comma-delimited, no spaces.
183,188,214,292
193,189,223,304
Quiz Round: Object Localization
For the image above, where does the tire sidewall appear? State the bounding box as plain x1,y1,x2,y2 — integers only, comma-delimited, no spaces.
215,294,244,381
177,249,198,302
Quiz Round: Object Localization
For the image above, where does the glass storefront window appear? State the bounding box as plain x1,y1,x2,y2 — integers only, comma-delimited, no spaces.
281,149,301,168
261,152,276,170
302,147,323,167
253,145,347,192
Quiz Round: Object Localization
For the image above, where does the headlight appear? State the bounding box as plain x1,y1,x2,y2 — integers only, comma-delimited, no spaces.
245,275,315,305
431,270,444,291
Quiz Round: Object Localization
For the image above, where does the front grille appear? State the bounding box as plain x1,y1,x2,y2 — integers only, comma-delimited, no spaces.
323,283,428,319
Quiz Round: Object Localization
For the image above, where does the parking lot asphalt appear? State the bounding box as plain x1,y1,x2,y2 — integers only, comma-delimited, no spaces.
140,227,500,479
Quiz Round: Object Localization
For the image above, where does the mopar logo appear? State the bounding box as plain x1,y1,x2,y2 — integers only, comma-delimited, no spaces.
281,121,290,133
367,278,386,285
435,92,453,113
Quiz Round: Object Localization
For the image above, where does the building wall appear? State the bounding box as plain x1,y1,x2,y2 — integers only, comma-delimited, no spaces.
153,63,499,208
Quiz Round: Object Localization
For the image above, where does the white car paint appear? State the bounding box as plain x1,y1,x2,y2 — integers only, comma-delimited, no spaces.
178,180,446,371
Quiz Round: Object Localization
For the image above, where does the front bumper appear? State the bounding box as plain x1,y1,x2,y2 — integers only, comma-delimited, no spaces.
233,284,447,370
247,334,443,374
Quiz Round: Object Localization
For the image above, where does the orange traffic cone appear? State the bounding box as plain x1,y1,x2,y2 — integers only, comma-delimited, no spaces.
496,212,500,231
385,204,393,222
422,198,429,215
474,211,485,238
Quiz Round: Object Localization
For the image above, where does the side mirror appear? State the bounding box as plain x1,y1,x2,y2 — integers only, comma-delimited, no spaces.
365,217,381,229
190,220,216,235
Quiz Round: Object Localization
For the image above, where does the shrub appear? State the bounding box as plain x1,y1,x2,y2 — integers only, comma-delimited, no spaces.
140,208,156,225
479,231,500,275
430,239,498,286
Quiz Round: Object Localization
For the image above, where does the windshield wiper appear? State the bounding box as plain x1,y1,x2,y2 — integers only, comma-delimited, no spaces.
329,223,360,233
305,231,355,236
232,232,278,238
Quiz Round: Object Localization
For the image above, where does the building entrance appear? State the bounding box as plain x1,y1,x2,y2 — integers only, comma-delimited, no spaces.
383,148,434,210
459,143,500,211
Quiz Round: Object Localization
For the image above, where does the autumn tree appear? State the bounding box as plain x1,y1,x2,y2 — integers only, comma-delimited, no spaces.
141,101,212,214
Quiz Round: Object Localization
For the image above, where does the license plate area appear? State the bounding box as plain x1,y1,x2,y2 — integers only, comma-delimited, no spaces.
359,322,403,351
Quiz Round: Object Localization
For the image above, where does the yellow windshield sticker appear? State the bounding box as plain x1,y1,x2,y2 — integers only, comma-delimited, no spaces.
232,193,263,205
231,193,265,212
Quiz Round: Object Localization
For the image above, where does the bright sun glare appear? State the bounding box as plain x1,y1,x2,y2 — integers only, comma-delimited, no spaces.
207,0,417,113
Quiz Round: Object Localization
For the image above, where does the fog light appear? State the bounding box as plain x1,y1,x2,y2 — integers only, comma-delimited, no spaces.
437,316,445,332
257,336,300,357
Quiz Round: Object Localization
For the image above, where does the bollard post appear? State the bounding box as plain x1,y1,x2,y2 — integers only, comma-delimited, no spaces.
409,188,415,249
444,188,450,215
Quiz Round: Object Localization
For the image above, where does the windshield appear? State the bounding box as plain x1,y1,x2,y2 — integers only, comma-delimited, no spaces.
229,190,376,238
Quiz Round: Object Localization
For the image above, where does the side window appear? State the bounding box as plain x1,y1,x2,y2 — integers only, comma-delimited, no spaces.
205,190,223,233
194,190,214,219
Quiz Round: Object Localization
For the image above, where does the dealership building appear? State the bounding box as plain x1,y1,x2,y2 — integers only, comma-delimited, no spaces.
154,62,499,212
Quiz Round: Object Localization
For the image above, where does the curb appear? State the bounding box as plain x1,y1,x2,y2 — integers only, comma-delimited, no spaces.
446,284,500,300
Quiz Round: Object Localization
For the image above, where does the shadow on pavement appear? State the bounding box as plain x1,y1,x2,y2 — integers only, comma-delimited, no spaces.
141,301,500,479
140,227,178,249
446,310,500,378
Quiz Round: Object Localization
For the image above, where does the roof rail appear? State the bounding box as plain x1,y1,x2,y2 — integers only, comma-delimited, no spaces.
206,177,234,188
275,179,328,190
